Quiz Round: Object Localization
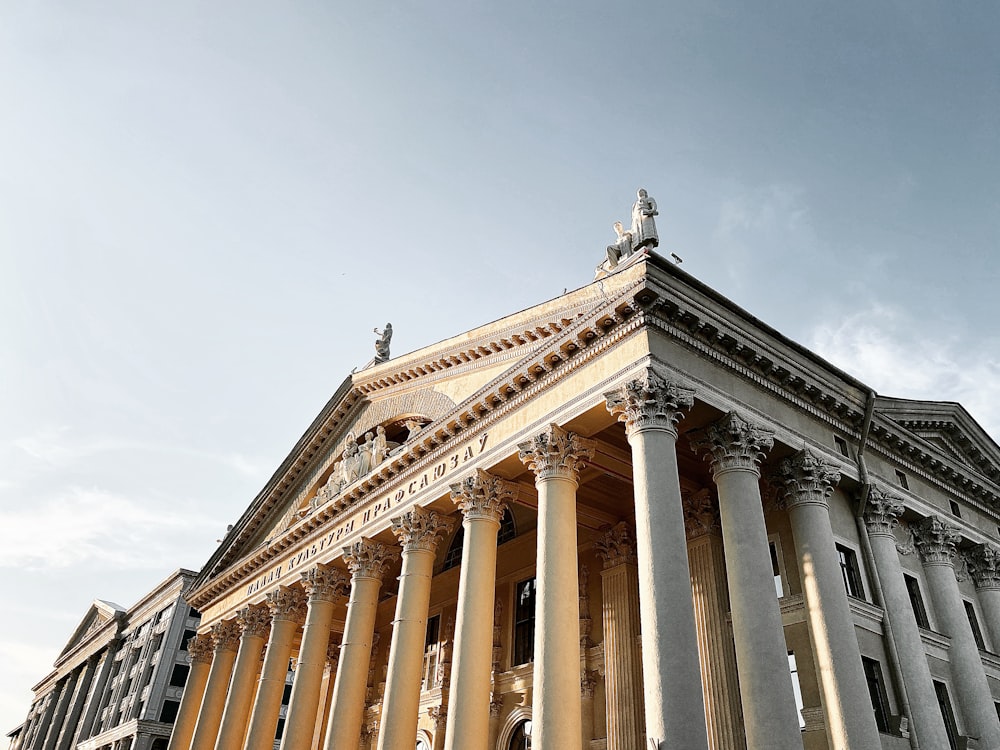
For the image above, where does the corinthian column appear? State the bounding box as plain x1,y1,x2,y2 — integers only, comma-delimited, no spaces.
41,671,77,750
862,489,950,747
913,516,1000,747
690,411,801,750
966,544,1000,649
444,470,517,750
166,636,213,750
213,604,269,750
606,371,709,750
190,621,241,750
324,539,396,750
518,423,595,750
244,587,307,750
281,565,349,750
594,522,644,750
774,449,881,748
377,507,454,750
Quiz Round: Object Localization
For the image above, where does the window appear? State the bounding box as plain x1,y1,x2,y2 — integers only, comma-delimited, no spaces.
836,544,865,600
513,578,537,666
965,601,987,650
834,435,849,458
416,739,432,750
769,540,785,598
281,683,292,705
159,700,180,724
422,614,441,689
508,720,532,750
895,470,909,489
498,508,516,545
903,574,930,629
933,680,959,750
274,718,285,741
787,653,805,729
180,630,196,651
188,607,201,619
861,657,891,733
949,500,961,518
169,664,189,688
442,509,517,572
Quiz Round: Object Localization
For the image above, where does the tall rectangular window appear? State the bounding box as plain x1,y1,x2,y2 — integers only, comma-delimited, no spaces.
769,541,785,598
836,543,865,600
513,578,536,666
422,614,441,689
903,574,930,629
933,680,959,750
787,652,805,729
965,601,987,650
861,657,891,733
168,664,189,688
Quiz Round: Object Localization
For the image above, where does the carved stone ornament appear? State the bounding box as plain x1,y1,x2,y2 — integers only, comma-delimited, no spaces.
428,705,447,729
326,636,341,667
450,469,518,524
302,564,351,603
210,621,241,653
688,411,775,477
390,506,455,553
774,448,841,510
594,522,638,568
682,488,721,540
912,515,961,566
187,634,214,665
490,692,504,718
604,368,695,438
374,323,392,362
517,423,596,483
237,604,271,639
863,486,905,537
581,669,598,698
965,544,1000,590
265,586,308,623
342,538,398,580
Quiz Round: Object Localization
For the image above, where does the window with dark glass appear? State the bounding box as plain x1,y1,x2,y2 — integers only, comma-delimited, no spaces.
423,614,442,688
861,657,891,733
965,600,987,650
949,500,962,518
281,683,292,704
168,664,189,688
769,541,784,597
274,718,285,741
895,470,909,489
181,629,196,651
442,509,517,572
934,680,959,750
513,578,536,666
508,719,532,750
159,700,179,724
498,508,516,545
836,544,865,600
834,435,849,458
903,574,930,629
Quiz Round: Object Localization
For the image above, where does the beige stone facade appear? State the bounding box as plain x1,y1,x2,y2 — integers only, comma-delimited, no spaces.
171,249,1000,750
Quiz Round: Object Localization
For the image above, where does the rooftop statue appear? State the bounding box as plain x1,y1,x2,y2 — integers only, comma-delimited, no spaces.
374,323,392,362
597,188,659,279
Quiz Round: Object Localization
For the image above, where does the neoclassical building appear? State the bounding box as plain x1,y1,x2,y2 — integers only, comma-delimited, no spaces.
11,570,202,750
170,212,1000,750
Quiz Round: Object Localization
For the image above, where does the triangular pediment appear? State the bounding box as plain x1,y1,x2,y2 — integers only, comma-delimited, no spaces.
876,396,1000,483
57,599,124,663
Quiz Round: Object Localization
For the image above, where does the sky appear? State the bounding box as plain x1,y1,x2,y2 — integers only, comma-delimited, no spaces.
1,0,999,733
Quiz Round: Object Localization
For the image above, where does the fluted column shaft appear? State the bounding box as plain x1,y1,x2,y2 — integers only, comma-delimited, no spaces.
244,587,307,750
967,543,1000,650
691,412,802,750
166,637,213,750
595,523,645,750
77,643,119,743
377,507,453,750
190,622,241,750
518,423,595,750
914,516,1000,747
55,656,97,750
282,566,349,750
29,690,59,750
324,539,396,750
863,490,950,747
212,606,270,750
444,470,516,750
41,671,77,750
776,450,881,749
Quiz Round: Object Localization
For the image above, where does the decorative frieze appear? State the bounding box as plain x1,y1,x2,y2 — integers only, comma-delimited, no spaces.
449,469,518,524
774,448,841,509
302,564,350,603
517,423,596,483
604,367,695,437
187,634,214,665
594,522,638,568
237,604,271,639
681,488,720,540
966,544,1000,590
390,506,455,553
863,487,905,537
265,586,307,623
343,538,397,580
210,621,241,653
912,516,960,566
689,411,775,477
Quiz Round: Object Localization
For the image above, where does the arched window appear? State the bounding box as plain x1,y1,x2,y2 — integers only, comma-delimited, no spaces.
416,739,432,750
442,508,517,571
508,720,532,750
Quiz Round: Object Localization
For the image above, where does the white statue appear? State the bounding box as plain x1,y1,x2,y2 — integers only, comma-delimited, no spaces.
372,425,388,465
374,323,392,362
605,220,634,268
629,188,659,249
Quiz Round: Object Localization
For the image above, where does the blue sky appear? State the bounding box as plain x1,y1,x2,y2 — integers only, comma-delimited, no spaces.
2,1,998,732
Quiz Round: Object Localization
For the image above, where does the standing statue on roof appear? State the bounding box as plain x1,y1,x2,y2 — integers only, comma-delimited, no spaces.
629,188,659,250
374,323,392,362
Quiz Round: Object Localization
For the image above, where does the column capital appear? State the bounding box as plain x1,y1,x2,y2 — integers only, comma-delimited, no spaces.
689,411,774,477
682,488,721,540
266,586,308,623
325,636,341,668
428,705,447,730
489,693,503,718
913,515,960,566
450,469,518,524
517,423,596,483
209,620,241,653
604,367,695,438
966,543,1000,590
774,448,841,510
342,537,398,580
390,505,455,553
302,563,350,603
594,522,638,568
581,669,598,698
863,486,905,536
187,634,214,665
237,603,271,638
